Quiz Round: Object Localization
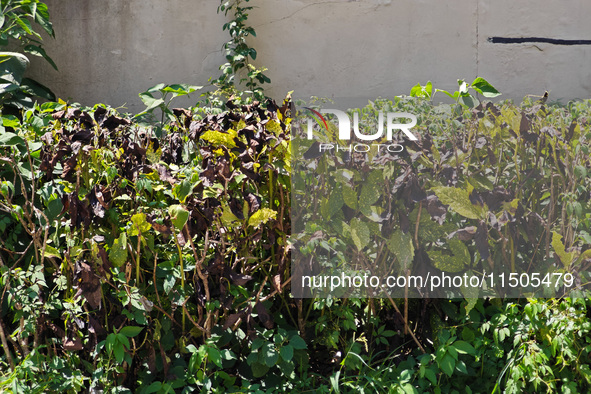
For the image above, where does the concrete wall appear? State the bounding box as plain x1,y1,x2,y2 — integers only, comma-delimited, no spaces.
27,0,591,113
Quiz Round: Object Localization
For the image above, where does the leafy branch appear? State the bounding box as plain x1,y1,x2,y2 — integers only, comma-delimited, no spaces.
213,0,271,102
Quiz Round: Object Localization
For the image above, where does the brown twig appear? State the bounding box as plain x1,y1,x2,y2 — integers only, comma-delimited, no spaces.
385,294,426,353
0,318,15,371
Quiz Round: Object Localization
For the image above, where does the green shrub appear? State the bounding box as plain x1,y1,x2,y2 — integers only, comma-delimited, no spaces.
2,91,591,392
0,96,298,392
293,93,591,299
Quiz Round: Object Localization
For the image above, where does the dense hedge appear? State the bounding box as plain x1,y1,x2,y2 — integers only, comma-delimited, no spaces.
1,95,591,393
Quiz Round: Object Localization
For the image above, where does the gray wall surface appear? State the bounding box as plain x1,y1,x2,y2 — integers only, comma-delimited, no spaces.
27,0,591,113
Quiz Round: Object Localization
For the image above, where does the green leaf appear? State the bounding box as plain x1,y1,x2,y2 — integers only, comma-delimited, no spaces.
20,77,56,101
251,362,270,378
147,83,166,93
280,345,294,361
552,232,576,268
163,275,175,294
221,204,241,227
168,204,189,230
138,92,164,112
342,184,358,209
455,360,468,374
330,371,341,394
172,179,192,203
431,186,483,220
439,353,455,377
471,77,501,98
359,171,382,208
461,270,479,315
128,213,151,236
452,340,476,355
0,52,29,84
15,17,33,36
23,45,57,70
34,3,54,37
0,132,25,146
262,343,279,367
459,94,478,108
161,84,202,97
113,343,125,364
326,186,344,219
350,218,370,251
109,233,128,267
424,368,437,385
2,115,19,128
436,88,455,99
42,245,61,260
387,230,415,271
427,239,470,273
120,326,143,338
207,346,223,368
289,335,307,350
144,382,162,394
574,165,587,180
248,208,277,228
0,181,14,198
410,81,433,98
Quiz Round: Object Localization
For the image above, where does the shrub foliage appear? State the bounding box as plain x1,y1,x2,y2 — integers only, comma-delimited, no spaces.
1,94,591,392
